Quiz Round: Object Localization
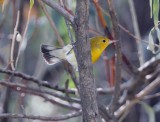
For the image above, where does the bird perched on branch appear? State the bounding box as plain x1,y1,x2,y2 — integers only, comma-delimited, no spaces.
41,36,116,71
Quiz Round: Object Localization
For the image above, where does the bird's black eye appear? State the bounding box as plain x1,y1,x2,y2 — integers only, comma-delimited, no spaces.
102,40,106,43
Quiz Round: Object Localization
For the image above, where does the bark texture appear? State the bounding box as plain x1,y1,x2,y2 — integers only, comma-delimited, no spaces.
74,0,100,122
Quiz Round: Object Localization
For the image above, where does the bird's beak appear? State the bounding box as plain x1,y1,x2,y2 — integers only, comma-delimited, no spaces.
109,40,118,44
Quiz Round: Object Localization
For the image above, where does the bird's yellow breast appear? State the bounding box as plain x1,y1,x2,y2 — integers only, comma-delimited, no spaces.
91,44,102,63
90,36,110,63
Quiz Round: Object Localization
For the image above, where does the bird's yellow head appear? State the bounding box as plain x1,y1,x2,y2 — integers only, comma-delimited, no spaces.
90,36,112,51
90,36,114,63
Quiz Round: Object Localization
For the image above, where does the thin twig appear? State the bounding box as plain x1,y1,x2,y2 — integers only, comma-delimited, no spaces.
38,0,64,46
88,27,104,36
128,0,144,65
98,57,160,96
92,0,114,86
38,0,78,93
136,78,160,99
10,11,20,70
118,23,160,48
126,57,160,96
115,77,160,118
58,0,79,90
106,0,122,119
15,2,32,69
0,80,80,103
40,0,74,23
59,0,75,44
0,57,159,96
0,80,80,110
0,68,76,94
143,92,160,100
114,58,160,117
0,110,82,121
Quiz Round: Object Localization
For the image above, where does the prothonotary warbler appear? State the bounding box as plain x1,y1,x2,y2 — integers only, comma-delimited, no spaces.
41,36,116,71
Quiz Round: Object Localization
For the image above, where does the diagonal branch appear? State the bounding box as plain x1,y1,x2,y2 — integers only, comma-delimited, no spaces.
115,76,160,118
0,80,80,103
38,0,64,46
40,0,74,23
0,68,76,94
0,80,80,110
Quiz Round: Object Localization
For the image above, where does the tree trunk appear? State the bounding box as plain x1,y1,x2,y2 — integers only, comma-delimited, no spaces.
74,0,100,122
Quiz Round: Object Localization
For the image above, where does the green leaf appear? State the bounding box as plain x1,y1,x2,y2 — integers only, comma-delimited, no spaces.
147,30,156,54
149,0,153,18
140,101,155,122
30,0,34,9
69,80,76,88
153,0,159,26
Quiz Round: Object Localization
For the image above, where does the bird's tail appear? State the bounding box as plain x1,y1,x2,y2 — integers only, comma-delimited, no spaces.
41,44,65,65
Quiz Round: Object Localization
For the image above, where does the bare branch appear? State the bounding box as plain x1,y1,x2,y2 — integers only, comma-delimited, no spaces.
0,80,80,103
40,0,74,23
38,0,64,47
10,11,20,70
128,0,144,65
0,80,80,110
15,3,33,69
136,77,160,99
0,110,82,121
59,0,75,44
0,56,159,97
106,0,122,118
113,58,160,118
0,68,76,94
98,57,160,96
143,92,160,100
115,76,160,118
127,57,160,96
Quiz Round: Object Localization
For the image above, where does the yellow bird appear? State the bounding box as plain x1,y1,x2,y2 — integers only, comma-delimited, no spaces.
41,36,115,70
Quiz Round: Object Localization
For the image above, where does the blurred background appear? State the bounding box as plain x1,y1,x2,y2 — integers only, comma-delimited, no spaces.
0,0,159,122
